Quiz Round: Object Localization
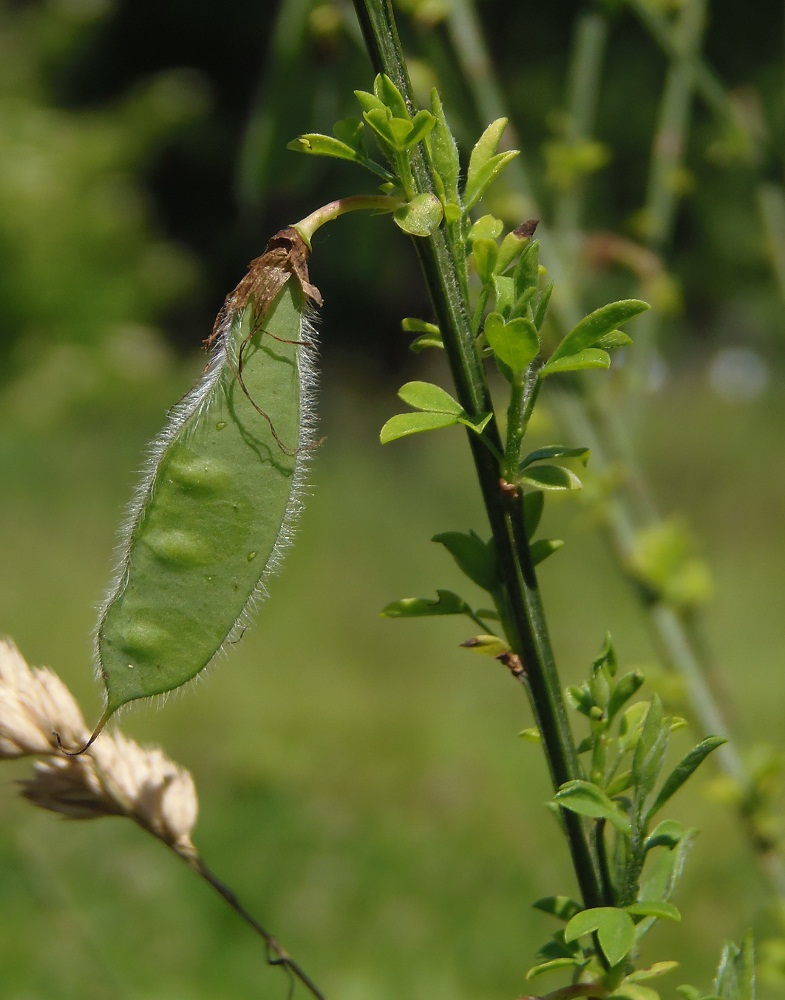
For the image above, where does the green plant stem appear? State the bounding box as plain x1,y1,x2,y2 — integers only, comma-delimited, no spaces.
182,849,328,1000
353,0,606,910
442,0,785,902
294,194,401,244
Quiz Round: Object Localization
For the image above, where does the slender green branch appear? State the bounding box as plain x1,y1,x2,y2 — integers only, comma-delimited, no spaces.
181,849,328,1000
294,194,401,244
353,0,606,910
442,0,785,903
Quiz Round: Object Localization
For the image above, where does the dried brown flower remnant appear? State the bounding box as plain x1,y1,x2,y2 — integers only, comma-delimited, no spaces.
0,639,88,757
1,638,198,853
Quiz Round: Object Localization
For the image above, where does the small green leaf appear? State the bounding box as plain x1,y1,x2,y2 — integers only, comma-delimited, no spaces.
618,701,650,754
460,634,510,656
632,695,669,801
409,333,444,352
607,671,645,723
402,318,443,352
459,411,493,435
333,117,365,151
472,239,499,284
464,119,518,210
429,89,460,204
596,329,633,350
469,214,504,243
611,983,662,1000
289,133,365,164
567,683,595,718
639,826,697,905
626,961,680,982
493,274,516,316
548,299,649,364
627,901,681,922
484,312,539,374
644,818,687,852
533,282,554,329
466,117,506,176
381,589,469,618
508,284,538,322
539,348,611,377
521,464,582,491
380,411,458,444
520,445,590,469
398,380,463,414
554,780,631,834
374,73,409,120
564,907,636,967
533,896,582,922
363,107,401,150
714,933,755,1000
676,987,704,1000
497,226,533,273
576,735,594,754
606,770,634,796
513,237,540,300
403,109,436,148
646,736,727,822
464,150,519,210
394,193,444,236
353,89,386,115
526,957,584,980
402,318,440,335
520,727,542,743
530,538,564,566
433,530,499,592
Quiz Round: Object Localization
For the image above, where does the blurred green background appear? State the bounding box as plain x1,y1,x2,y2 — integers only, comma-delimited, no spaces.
1,0,785,997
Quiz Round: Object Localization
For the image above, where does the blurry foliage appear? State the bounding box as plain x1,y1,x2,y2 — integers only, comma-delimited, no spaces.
0,0,207,386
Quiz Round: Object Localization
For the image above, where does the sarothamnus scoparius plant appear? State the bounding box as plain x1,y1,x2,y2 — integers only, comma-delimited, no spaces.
1,1,757,995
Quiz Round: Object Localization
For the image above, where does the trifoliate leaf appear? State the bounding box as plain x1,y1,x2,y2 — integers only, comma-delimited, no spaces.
484,312,539,374
564,907,636,967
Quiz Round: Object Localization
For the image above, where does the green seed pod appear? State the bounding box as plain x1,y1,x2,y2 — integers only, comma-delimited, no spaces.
95,227,322,725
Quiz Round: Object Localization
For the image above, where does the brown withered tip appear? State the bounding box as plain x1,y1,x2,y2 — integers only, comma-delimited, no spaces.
513,219,539,240
207,226,323,345
497,651,526,678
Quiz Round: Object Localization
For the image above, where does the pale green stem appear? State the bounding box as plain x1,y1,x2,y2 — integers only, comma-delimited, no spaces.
294,194,401,245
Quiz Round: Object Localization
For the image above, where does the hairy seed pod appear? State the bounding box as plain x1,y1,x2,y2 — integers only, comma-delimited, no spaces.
96,227,321,720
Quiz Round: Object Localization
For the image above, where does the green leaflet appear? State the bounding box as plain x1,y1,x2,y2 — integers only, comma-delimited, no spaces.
96,228,320,720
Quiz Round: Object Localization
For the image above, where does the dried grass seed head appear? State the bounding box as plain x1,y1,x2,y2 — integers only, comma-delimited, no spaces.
0,639,88,758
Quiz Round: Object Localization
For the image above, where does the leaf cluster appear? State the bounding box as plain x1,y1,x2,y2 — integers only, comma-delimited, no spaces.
525,637,725,997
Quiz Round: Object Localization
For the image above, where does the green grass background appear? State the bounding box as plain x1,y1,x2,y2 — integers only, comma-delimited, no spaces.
0,347,783,1000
